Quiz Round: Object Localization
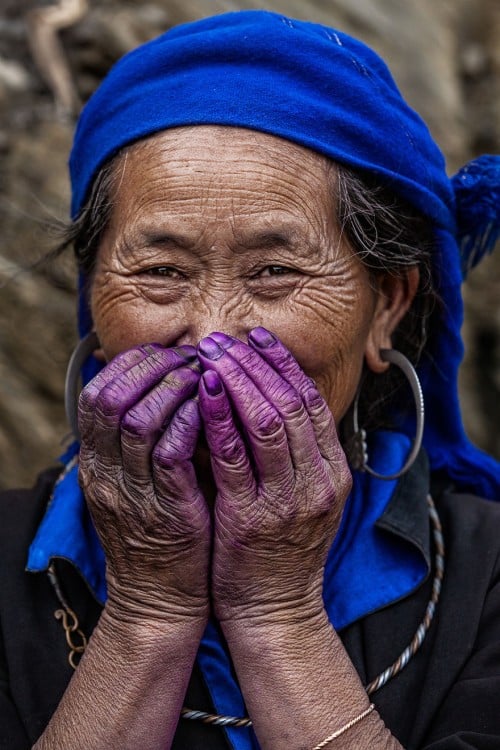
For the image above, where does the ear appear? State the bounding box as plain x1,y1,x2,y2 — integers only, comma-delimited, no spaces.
364,268,420,374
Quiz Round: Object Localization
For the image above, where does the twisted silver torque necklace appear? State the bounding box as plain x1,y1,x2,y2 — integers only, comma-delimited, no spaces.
48,494,444,729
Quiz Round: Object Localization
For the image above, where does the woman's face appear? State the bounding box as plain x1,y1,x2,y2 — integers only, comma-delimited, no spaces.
91,127,411,422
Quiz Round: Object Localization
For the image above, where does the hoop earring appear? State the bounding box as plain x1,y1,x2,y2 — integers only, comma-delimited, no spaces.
64,331,100,441
349,349,424,480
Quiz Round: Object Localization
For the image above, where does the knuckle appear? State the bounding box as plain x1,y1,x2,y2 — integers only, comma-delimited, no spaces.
251,404,282,437
152,443,175,468
303,384,327,412
152,438,192,468
218,435,247,466
121,408,153,439
313,485,336,516
234,346,260,370
280,389,303,417
316,463,352,511
96,383,127,420
339,461,353,494
270,493,299,523
175,400,199,429
266,381,302,416
161,365,199,392
78,382,99,415
78,460,92,491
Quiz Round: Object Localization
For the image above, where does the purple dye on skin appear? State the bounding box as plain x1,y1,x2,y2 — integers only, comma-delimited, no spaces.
175,344,198,360
198,337,225,360
209,332,235,350
203,370,223,396
175,397,200,425
248,327,277,348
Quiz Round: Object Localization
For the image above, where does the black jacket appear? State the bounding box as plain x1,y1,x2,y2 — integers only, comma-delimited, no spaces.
1,462,500,749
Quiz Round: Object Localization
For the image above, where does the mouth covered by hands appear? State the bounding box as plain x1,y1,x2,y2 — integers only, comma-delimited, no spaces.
78,330,352,628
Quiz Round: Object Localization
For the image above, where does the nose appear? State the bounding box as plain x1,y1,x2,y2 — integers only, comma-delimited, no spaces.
173,302,254,348
176,323,248,348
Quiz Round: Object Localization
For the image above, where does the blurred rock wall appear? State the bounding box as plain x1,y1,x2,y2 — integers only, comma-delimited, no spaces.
0,0,499,490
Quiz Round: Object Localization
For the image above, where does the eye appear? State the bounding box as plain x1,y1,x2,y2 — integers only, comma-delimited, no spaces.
258,265,296,277
141,266,185,278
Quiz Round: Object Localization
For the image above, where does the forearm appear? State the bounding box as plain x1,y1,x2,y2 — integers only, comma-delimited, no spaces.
33,608,206,750
223,610,403,750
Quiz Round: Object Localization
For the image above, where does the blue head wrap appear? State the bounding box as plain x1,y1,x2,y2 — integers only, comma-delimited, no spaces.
69,9,500,499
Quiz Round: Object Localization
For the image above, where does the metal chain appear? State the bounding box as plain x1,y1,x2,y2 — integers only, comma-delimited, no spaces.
365,494,444,694
48,564,88,669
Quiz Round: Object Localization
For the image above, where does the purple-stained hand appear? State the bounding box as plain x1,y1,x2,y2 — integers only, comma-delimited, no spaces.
197,328,352,626
78,344,211,625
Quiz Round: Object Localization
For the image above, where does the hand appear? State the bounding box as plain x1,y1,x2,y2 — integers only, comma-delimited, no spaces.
78,344,211,625
197,329,352,627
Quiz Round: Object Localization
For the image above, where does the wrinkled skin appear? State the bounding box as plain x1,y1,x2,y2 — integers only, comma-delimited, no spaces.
78,344,211,622
81,126,416,627
197,330,351,624
78,327,351,626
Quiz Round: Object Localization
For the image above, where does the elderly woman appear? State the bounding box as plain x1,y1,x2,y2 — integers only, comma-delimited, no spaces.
1,10,500,750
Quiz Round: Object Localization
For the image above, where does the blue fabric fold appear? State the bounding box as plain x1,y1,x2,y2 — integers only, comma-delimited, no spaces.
323,433,427,627
27,460,107,602
27,431,427,750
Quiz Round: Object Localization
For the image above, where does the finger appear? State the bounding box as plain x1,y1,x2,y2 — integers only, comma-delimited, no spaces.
78,344,158,444
207,333,321,470
80,344,196,408
198,370,256,498
121,363,200,481
247,327,339,463
91,348,197,463
152,400,210,533
197,337,292,486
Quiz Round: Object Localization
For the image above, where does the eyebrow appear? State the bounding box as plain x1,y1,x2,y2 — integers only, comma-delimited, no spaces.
136,230,193,249
235,228,324,261
236,229,298,250
132,225,319,257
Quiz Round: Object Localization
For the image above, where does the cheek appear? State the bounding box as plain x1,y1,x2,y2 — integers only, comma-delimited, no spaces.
286,324,367,422
90,278,165,360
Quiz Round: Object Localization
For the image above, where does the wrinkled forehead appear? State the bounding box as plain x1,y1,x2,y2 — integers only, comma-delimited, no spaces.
103,126,340,246
110,125,334,197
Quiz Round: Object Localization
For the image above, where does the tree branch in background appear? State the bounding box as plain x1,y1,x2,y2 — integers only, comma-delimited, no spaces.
26,0,89,119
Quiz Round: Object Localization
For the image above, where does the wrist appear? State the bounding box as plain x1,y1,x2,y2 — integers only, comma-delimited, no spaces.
220,604,379,750
101,600,208,653
220,602,330,654
217,584,326,630
105,579,210,626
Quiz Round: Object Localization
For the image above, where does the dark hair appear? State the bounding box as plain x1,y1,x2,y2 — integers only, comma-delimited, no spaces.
56,151,438,432
55,159,117,297
335,167,437,431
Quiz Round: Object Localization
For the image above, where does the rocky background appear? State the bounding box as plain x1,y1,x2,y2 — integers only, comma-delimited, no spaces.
0,0,499,490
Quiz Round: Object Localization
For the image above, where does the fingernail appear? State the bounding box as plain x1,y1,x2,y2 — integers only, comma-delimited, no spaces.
209,331,235,350
203,370,223,396
248,327,276,348
198,337,225,360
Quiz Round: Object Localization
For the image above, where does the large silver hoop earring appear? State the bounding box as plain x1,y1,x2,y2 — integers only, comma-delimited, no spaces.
349,349,424,480
64,331,100,441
